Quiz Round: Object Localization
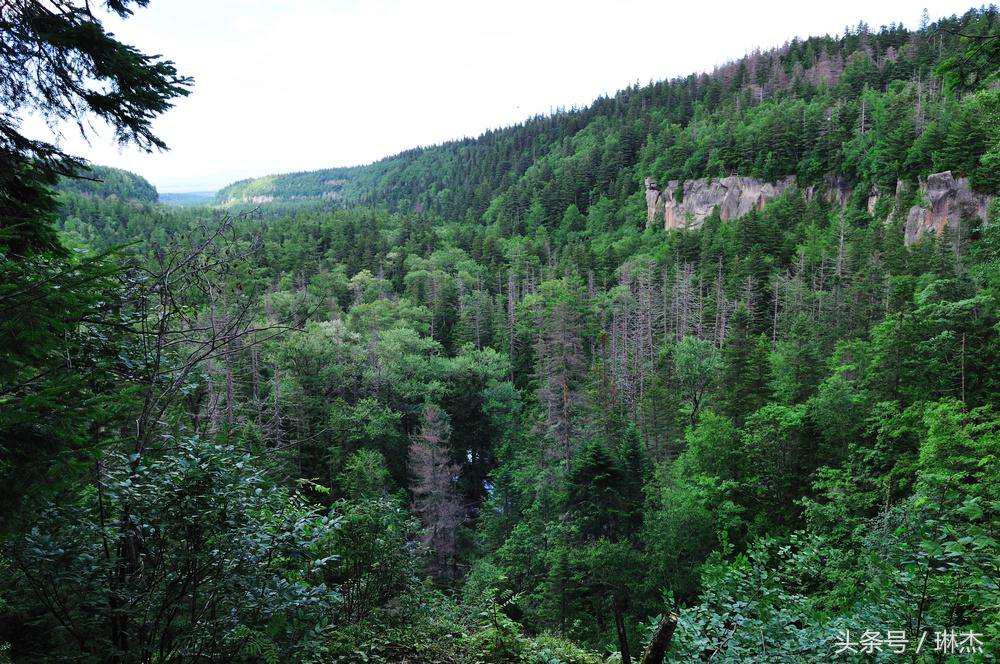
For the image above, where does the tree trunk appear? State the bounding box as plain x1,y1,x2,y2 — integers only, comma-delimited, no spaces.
613,594,631,664
640,611,679,664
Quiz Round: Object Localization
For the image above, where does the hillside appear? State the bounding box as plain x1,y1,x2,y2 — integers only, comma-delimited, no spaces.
216,8,997,232
56,165,158,203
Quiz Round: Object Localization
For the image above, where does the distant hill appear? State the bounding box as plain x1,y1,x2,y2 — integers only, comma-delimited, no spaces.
54,166,175,249
216,167,360,206
160,191,216,206
57,165,158,203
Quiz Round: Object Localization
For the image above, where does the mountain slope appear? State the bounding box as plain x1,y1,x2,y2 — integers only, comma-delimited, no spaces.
216,8,998,234
57,165,158,203
6,7,999,662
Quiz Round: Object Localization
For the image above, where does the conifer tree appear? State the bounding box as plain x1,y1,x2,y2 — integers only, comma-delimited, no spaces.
719,304,770,423
409,403,463,579
0,0,190,254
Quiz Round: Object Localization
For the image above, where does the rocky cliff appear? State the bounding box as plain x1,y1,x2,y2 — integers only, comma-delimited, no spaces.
645,175,796,231
901,171,991,245
645,171,992,245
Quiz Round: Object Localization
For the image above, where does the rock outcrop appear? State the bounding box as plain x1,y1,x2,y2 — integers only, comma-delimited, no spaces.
645,175,795,230
902,171,991,245
644,171,992,245
644,177,664,228
811,174,852,208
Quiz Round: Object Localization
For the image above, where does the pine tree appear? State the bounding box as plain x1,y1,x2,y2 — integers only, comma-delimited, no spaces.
719,304,770,423
0,0,190,255
565,441,644,664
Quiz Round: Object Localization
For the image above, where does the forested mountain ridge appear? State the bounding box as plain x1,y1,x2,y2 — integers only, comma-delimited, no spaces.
218,166,360,205
56,165,158,203
216,8,997,234
2,3,999,663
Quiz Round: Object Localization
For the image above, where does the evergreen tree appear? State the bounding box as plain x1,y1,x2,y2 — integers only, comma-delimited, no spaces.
718,304,770,423
0,0,190,254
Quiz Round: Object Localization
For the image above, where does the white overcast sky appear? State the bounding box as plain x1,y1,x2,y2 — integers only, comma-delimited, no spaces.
33,0,978,192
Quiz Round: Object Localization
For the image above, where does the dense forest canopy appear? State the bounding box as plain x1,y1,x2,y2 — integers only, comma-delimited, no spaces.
2,4,999,663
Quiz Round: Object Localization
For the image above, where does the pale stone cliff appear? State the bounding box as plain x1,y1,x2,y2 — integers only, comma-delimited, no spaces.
644,171,992,245
645,175,795,231
902,171,991,245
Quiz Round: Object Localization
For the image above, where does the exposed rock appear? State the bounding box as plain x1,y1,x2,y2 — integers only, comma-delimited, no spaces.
867,191,879,216
644,176,664,229
903,171,991,245
644,175,796,230
805,174,852,207
645,170,992,246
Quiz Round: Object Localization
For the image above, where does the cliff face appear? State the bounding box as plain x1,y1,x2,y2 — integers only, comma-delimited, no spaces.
645,175,795,231
644,171,992,245
902,171,991,245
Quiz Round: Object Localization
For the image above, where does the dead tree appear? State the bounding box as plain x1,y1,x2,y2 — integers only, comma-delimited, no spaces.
409,403,463,579
506,270,518,375
640,612,680,664
533,281,589,469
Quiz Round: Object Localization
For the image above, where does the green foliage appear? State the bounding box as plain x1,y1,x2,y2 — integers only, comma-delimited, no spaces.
719,306,770,423
670,336,719,426
0,0,189,255
328,494,421,624
0,241,126,522
5,440,344,659
935,9,1000,94
3,6,1000,663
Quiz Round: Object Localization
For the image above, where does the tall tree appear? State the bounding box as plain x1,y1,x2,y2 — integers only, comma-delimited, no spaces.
409,403,463,580
565,441,645,664
1,0,191,528
718,305,770,424
531,278,590,469
670,336,719,427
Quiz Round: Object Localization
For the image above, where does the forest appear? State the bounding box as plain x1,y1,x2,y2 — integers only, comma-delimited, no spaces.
1,1,998,662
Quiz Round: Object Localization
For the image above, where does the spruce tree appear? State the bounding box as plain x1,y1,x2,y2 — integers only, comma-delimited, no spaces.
719,304,770,423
